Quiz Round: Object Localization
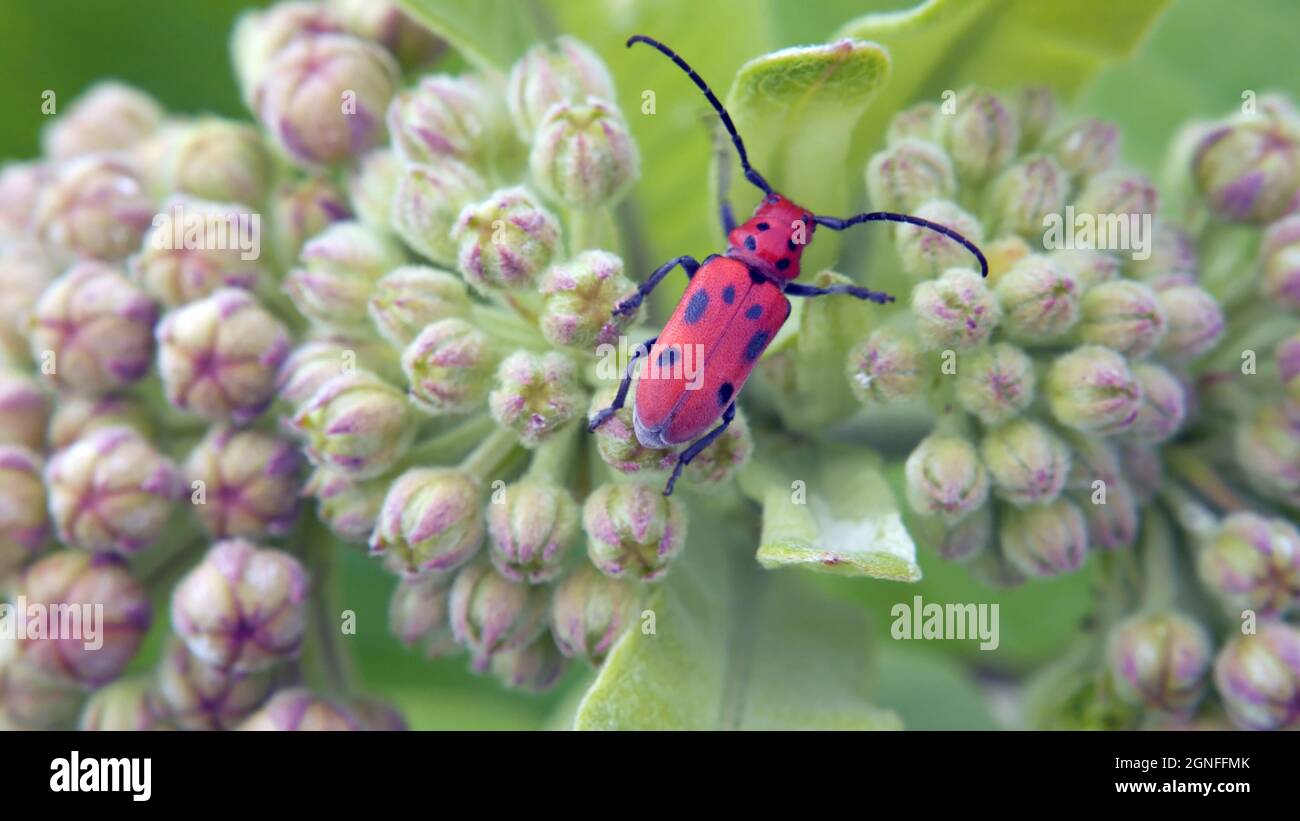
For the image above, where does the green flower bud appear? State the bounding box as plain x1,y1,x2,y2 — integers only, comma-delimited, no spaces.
291,370,415,479
368,265,470,348
1153,284,1224,361
1277,332,1300,404
304,467,388,545
539,250,639,350
1001,497,1088,578
1234,404,1300,506
1126,219,1198,288
911,267,1001,350
185,426,303,539
1049,248,1121,292
29,261,157,396
685,408,752,489
371,467,484,575
284,220,406,330
980,418,1071,507
33,154,155,262
894,200,984,280
954,342,1036,425
887,102,941,146
327,0,442,69
583,481,687,582
1214,621,1300,730
865,138,956,213
157,288,292,423
1015,86,1059,150
0,162,51,236
846,327,925,404
488,481,580,584
0,237,58,357
1078,280,1166,359
550,562,642,663
937,505,993,562
78,677,174,731
157,636,272,730
1046,118,1119,179
254,34,399,167
267,173,353,270
231,2,347,103
1063,431,1121,492
18,551,151,686
46,427,183,555
1127,362,1187,444
347,148,400,229
1108,612,1212,713
0,446,50,574
904,434,990,522
391,159,489,269
276,333,396,407
985,154,1067,238
171,539,309,673
449,562,550,670
389,573,456,658
1259,214,1300,310
1072,169,1159,218
531,100,639,210
46,394,150,451
238,688,361,731
401,317,497,415
0,635,84,730
0,369,50,451
1193,116,1300,223
507,36,616,139
1078,477,1140,550
1198,512,1300,616
130,198,264,306
491,634,568,693
994,254,1080,344
587,383,678,474
41,81,163,160
939,88,1020,186
388,74,511,170
164,119,273,207
1045,344,1142,435
452,186,561,292
489,350,584,447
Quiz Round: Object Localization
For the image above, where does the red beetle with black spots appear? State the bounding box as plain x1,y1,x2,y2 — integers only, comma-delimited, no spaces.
590,35,988,495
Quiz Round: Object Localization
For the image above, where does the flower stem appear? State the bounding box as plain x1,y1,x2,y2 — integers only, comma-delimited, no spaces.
1163,445,1254,515
523,421,578,483
403,413,496,466
461,425,521,483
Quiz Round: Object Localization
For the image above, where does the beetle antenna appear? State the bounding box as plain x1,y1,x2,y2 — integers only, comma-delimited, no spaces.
627,34,772,195
813,212,989,278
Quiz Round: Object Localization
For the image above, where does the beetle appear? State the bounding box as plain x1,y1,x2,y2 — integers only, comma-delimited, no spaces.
589,35,988,495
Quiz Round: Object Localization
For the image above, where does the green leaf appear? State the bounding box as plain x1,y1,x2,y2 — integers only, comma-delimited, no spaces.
573,517,902,730
397,0,539,71
872,645,1000,729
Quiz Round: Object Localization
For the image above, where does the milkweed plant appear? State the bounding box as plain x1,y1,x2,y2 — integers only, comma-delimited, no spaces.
1,0,1298,731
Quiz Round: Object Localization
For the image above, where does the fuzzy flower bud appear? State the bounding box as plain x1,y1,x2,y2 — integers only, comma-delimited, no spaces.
684,409,752,489
1046,118,1119,179
328,0,442,69
33,155,154,262
539,250,638,350
1214,621,1300,730
1015,86,1059,150
0,370,51,451
254,34,399,167
994,254,1080,344
584,481,687,582
130,198,264,306
347,148,400,229
0,446,50,574
1277,332,1300,404
1118,440,1165,505
388,75,510,169
156,636,271,730
285,220,406,330
491,634,568,693
887,102,940,146
0,162,51,236
401,317,497,415
1198,512,1300,616
1079,477,1140,550
1078,279,1166,358
904,434,989,522
587,383,678,474
954,342,1036,425
846,327,925,404
488,481,579,583
450,563,550,669
238,688,361,731
911,266,1000,350
980,418,1071,507
1001,498,1088,578
1234,404,1300,506
937,505,993,562
550,562,642,663
1044,344,1142,435
986,154,1067,238
275,334,394,407
939,88,1019,186
231,2,346,102
268,173,353,270
894,200,984,280
1259,214,1300,310
371,467,484,575
391,159,489,266
1049,248,1121,291
291,370,415,479
78,677,174,731
389,573,456,658
1193,116,1300,223
18,552,151,685
531,100,639,211
303,467,387,545
1153,284,1224,361
0,642,84,730
185,427,303,538
1127,220,1198,287
30,261,157,395
489,350,584,447
46,427,183,555
1072,169,1159,218
164,119,273,207
172,539,309,673
1128,362,1187,444
42,82,163,160
507,36,616,139
1108,612,1212,713
368,265,470,347
157,288,291,423
866,138,956,213
0,238,57,357
453,187,561,291
46,394,150,451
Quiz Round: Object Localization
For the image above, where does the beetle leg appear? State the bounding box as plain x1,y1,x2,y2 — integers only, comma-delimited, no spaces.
587,336,657,432
664,401,736,496
614,256,700,317
785,281,895,305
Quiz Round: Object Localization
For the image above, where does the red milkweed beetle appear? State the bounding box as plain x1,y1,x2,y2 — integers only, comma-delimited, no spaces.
589,35,989,495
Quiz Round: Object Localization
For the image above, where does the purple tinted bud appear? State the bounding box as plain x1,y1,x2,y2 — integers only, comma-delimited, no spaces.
587,383,678,475
866,138,956,213
401,317,497,415
156,636,272,730
904,434,990,523
1108,612,1212,713
937,505,993,562
370,467,484,576
1072,169,1159,219
1128,362,1187,444
531,100,640,210
328,0,443,69
549,562,642,664
1198,512,1300,616
304,467,388,545
1193,117,1300,224
0,238,58,358
347,148,400,229
1044,345,1142,435
0,370,51,451
1078,280,1166,359
164,119,274,207
0,446,50,574
388,75,511,170
1259,214,1300,310
47,394,151,452
954,342,1036,425
1000,498,1089,578
238,688,361,731
33,155,154,262
449,562,550,671
684,408,752,489
292,370,415,479
1116,440,1164,505
391,159,488,266
231,2,346,103
78,677,175,731
489,350,585,447
1214,621,1300,730
345,696,409,731
268,173,353,269
980,419,1071,507
910,267,1001,350
488,481,579,584
130,198,264,306
507,36,616,139
368,265,470,348
894,200,984,280
939,88,1019,186
389,573,456,658
986,154,1068,238
1277,332,1300,404
1015,86,1059,150
453,187,561,292
846,327,925,404
491,634,568,693
284,220,406,330
0,639,84,730
41,82,163,160
185,426,303,538
0,162,53,236
583,481,687,582
1234,404,1300,506
1047,118,1119,179
540,250,639,351
1154,284,1224,362
276,333,396,407
994,254,1080,344
1127,220,1198,288
1049,248,1121,292
886,102,940,146
1078,477,1139,550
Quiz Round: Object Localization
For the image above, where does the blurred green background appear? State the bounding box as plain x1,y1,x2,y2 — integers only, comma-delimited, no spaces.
3,0,1296,729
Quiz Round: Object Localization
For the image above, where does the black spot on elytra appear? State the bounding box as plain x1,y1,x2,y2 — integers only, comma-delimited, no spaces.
756,222,770,232
684,289,709,324
746,304,762,320
722,284,735,304
787,239,798,251
776,258,791,271
744,330,770,362
657,346,677,368
717,382,734,406
747,267,767,284
743,235,757,251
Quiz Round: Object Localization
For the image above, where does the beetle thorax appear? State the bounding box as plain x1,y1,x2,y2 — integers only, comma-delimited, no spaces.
725,193,814,281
